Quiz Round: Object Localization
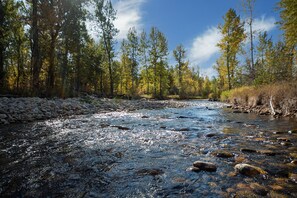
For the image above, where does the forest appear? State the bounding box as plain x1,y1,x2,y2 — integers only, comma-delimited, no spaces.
0,0,296,100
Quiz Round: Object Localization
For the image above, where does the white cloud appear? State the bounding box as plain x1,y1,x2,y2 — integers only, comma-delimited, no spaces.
251,16,276,33
188,16,276,77
114,0,146,40
189,27,222,66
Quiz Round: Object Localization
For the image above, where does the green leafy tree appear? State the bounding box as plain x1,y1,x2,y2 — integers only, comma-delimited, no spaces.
94,0,118,97
173,44,187,97
217,8,246,90
126,27,139,95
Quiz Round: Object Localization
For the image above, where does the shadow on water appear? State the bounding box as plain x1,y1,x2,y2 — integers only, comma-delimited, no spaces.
1,100,297,197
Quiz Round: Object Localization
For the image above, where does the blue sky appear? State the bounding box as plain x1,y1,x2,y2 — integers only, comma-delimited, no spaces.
111,0,282,77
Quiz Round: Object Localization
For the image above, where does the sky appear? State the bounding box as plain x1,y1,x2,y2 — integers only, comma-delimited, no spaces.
110,0,282,77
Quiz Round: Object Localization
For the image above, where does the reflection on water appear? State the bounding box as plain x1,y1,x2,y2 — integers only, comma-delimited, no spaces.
1,100,297,197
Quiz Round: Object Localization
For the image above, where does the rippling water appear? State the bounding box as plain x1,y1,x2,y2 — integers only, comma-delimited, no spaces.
1,100,297,197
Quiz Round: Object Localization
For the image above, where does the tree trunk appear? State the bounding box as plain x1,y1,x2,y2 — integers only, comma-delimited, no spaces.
61,38,69,98
226,44,232,90
76,44,81,94
249,20,255,80
153,61,157,97
108,54,113,97
0,2,5,91
47,32,56,96
31,0,41,95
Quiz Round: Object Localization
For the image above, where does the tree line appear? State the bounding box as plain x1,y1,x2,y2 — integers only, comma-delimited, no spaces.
0,0,295,99
215,0,296,94
0,0,214,99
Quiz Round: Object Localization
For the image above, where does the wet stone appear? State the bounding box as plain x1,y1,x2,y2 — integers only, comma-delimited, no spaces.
250,183,268,196
240,148,257,153
205,133,217,138
175,128,190,131
234,163,267,177
116,126,130,130
281,142,291,146
291,160,297,165
136,169,164,176
192,161,217,172
233,110,242,113
177,116,190,119
186,166,201,172
289,173,297,183
288,129,297,134
277,137,290,142
273,131,286,134
212,150,234,158
141,116,149,118
257,150,277,156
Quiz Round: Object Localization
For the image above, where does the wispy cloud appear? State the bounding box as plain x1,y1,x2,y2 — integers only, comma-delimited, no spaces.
189,16,276,72
114,0,146,40
189,27,221,66
251,16,276,33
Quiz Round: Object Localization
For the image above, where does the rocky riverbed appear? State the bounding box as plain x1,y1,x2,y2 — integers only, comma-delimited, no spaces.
0,96,188,125
1,100,297,197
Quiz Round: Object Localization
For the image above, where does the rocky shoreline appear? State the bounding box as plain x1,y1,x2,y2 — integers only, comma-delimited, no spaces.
0,96,188,125
228,97,297,118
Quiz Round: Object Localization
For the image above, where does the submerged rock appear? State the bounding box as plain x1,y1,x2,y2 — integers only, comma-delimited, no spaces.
205,133,217,138
257,150,277,156
240,148,257,153
288,129,297,134
192,161,217,172
234,163,267,176
250,183,268,196
212,150,234,158
289,173,297,183
136,169,164,176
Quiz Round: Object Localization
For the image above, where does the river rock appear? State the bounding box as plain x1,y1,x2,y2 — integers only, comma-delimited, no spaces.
136,169,164,176
250,183,268,196
277,137,290,142
205,133,217,137
289,173,297,183
0,114,7,119
288,129,297,134
234,163,267,176
257,150,277,156
291,160,297,165
240,148,257,153
212,150,234,158
115,126,130,130
192,161,217,172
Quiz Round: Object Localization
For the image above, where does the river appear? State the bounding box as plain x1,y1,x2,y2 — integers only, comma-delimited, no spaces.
1,100,297,197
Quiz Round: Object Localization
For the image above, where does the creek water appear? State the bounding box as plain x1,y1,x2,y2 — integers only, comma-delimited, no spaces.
1,100,297,197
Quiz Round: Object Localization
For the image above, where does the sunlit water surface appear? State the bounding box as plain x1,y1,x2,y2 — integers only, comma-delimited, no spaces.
1,100,297,197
